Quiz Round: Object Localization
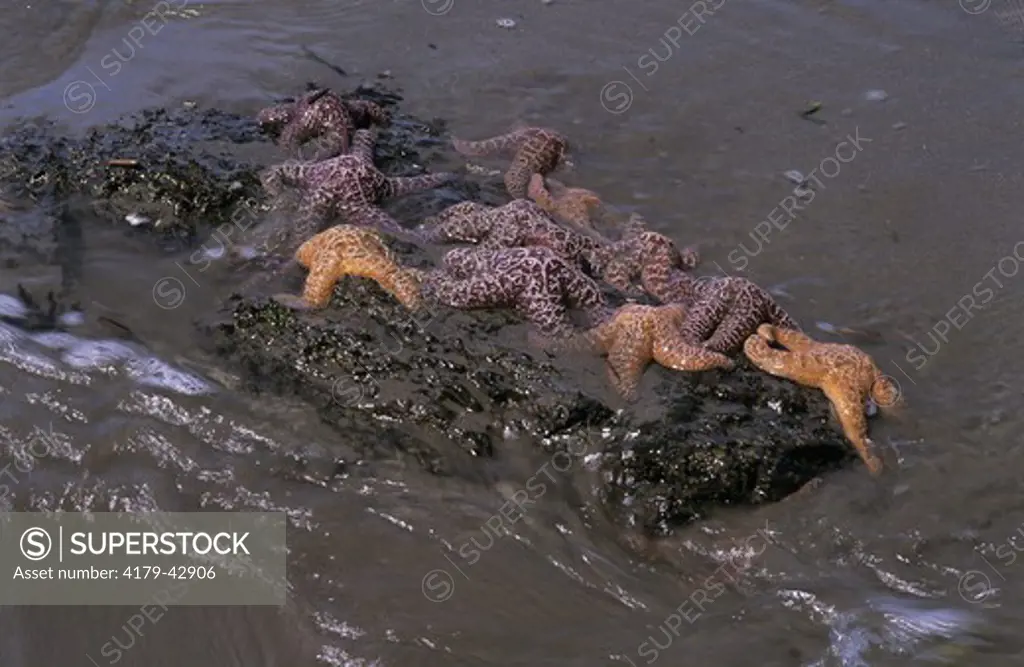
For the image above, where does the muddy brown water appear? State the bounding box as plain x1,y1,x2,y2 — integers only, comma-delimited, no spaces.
2,0,1024,665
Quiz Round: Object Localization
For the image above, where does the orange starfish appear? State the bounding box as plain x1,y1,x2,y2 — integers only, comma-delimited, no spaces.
743,324,902,475
553,303,735,401
271,224,422,311
527,174,604,234
452,126,568,198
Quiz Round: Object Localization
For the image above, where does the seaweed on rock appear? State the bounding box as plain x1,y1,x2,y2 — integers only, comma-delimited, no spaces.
2,86,854,536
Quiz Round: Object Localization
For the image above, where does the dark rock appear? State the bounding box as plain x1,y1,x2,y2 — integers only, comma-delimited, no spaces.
2,86,854,537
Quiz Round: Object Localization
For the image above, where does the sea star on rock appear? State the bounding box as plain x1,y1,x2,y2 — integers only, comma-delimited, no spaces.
550,303,735,401
257,88,390,160
271,224,422,312
452,126,568,198
417,199,610,276
743,324,901,475
601,213,700,297
420,246,609,338
527,173,604,233
657,270,800,355
259,128,456,252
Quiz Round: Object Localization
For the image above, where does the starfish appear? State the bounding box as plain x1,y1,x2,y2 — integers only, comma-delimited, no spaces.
527,174,604,233
452,126,568,198
271,224,422,311
420,246,609,338
656,270,800,355
743,324,901,475
257,88,389,160
417,199,610,277
258,128,456,254
601,213,700,298
550,303,735,401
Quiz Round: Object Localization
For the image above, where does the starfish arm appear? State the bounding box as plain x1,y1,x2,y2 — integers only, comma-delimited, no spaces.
652,335,735,372
520,290,573,338
678,293,730,346
260,161,308,197
638,240,684,298
294,233,321,268
304,130,349,161
600,255,639,295
441,247,492,278
823,383,882,475
763,324,816,352
378,267,423,310
742,335,826,387
300,260,340,309
423,272,504,309
870,370,902,408
477,219,525,250
347,128,378,163
383,172,456,199
451,130,530,157
338,204,420,241
702,304,765,354
527,174,557,212
606,337,654,401
277,120,307,153
504,153,534,199
294,193,333,237
426,205,495,244
559,267,608,321
679,245,700,270
769,301,800,330
345,100,390,128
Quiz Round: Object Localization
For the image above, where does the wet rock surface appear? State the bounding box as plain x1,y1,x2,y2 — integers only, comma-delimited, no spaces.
3,86,854,537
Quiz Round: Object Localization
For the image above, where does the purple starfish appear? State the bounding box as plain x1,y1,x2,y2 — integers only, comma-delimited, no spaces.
257,88,390,160
420,246,610,338
417,199,610,277
602,213,700,298
656,271,800,354
259,128,456,251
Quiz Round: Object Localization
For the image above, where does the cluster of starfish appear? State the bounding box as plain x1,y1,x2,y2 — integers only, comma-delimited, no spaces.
252,89,900,474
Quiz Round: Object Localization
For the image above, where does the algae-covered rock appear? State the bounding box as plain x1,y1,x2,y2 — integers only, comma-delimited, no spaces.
2,85,854,536
207,276,852,533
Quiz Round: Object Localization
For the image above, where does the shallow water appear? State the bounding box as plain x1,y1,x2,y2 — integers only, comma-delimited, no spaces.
3,0,1024,665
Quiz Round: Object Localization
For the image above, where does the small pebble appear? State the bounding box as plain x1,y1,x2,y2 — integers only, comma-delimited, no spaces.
496,18,516,28
865,89,888,102
125,213,150,227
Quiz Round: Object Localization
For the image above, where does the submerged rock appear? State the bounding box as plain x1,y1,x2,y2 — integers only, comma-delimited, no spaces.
3,86,854,536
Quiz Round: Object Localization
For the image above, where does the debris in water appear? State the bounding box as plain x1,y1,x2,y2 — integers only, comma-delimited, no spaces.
496,18,516,29
800,101,823,118
107,158,139,168
783,170,806,185
865,89,889,102
125,213,150,227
